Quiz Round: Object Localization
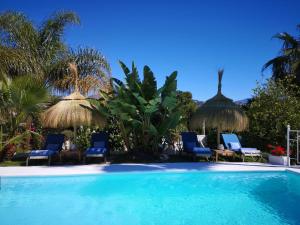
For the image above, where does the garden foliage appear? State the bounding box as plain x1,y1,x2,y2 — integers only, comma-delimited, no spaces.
246,76,300,150
105,61,182,153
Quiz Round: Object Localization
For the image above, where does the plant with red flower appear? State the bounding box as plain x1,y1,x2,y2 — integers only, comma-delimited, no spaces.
267,144,286,156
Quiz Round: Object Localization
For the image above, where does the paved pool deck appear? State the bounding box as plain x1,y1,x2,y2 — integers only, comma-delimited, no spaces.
0,162,299,177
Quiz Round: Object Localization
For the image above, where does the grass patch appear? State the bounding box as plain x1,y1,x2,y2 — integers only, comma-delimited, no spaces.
0,160,25,167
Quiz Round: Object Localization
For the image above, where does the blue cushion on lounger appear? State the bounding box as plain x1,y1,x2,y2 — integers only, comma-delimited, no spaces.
85,147,107,155
94,141,105,148
221,133,261,156
228,142,241,150
193,147,212,155
185,142,196,151
29,150,56,157
46,144,60,151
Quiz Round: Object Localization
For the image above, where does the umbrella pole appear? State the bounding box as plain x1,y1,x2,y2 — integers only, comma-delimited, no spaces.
73,123,81,161
74,123,77,143
217,126,221,147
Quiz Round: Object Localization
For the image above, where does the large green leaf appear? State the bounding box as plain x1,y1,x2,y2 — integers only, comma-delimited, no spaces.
112,78,124,87
149,97,161,105
145,97,160,114
119,61,130,76
110,100,137,116
142,65,157,101
131,62,141,85
131,119,143,129
81,99,110,118
157,112,181,135
120,61,142,93
132,92,147,105
145,104,159,114
160,71,177,98
161,95,177,110
149,123,158,135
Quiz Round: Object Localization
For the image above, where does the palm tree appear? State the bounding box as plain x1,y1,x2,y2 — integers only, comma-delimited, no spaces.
263,24,300,82
0,75,49,160
0,11,80,85
0,11,112,96
52,47,112,96
0,75,49,133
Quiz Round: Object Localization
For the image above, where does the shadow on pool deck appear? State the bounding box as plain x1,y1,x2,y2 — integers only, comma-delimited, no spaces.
98,162,285,173
100,162,213,173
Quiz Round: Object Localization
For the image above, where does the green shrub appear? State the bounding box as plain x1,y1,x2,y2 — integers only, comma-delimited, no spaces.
104,116,125,152
246,76,300,151
74,127,92,152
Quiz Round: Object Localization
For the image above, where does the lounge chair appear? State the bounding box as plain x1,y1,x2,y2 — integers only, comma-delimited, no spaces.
221,133,262,161
26,134,65,166
84,132,109,163
180,132,212,160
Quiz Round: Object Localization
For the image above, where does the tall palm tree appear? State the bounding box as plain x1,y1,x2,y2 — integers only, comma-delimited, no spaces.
52,47,112,96
0,11,112,96
0,11,80,85
263,24,300,81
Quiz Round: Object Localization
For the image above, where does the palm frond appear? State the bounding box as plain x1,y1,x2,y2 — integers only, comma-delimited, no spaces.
39,11,79,58
0,11,38,51
273,32,298,50
264,26,300,81
51,48,112,95
0,45,38,77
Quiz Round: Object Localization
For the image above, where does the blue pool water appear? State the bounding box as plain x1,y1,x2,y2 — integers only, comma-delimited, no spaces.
0,171,300,225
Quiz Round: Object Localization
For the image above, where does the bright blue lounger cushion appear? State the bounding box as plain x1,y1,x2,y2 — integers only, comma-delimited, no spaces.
193,147,212,154
85,147,107,155
228,142,241,150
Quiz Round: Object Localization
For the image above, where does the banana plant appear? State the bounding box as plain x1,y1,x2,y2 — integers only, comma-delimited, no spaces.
106,61,181,153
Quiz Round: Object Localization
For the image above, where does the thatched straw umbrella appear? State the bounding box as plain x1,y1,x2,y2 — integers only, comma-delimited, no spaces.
42,63,106,133
190,69,248,146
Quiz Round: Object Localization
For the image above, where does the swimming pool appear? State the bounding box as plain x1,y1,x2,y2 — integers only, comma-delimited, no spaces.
0,171,299,225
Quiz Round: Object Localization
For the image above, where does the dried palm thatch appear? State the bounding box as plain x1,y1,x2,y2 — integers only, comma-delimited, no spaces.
42,63,106,129
41,91,105,128
190,69,248,145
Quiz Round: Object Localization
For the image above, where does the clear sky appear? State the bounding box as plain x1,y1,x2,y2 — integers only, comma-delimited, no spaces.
1,0,300,101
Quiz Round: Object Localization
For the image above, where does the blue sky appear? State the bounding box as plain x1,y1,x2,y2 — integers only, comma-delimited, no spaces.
1,0,300,101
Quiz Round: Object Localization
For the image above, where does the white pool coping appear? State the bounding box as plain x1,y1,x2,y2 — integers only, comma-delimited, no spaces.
0,162,299,177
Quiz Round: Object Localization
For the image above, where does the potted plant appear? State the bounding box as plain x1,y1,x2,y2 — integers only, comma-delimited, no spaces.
267,144,288,166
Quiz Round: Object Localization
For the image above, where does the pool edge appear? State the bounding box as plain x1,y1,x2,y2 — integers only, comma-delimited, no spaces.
1,162,299,177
